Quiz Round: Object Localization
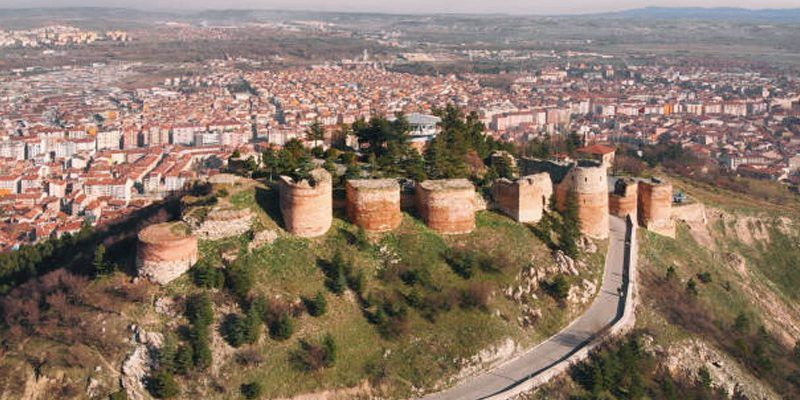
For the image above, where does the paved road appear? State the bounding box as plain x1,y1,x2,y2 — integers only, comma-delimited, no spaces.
422,216,630,400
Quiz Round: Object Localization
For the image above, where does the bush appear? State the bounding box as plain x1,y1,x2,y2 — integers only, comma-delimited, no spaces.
686,278,699,296
460,282,492,310
303,291,328,317
186,292,214,327
225,261,254,299
148,370,179,399
543,274,570,302
322,252,349,294
240,381,263,399
345,268,366,295
191,261,224,289
269,313,294,341
697,271,713,284
445,248,478,279
291,334,337,372
174,345,193,375
109,390,128,400
222,307,262,347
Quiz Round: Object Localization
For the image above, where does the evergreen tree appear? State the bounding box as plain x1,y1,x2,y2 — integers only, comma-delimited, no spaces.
240,381,264,399
559,189,581,259
305,120,325,148
149,370,179,399
269,313,294,341
186,292,214,327
304,291,328,317
93,244,112,276
174,345,193,375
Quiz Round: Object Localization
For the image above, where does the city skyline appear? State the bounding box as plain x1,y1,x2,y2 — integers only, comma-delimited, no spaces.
1,0,800,15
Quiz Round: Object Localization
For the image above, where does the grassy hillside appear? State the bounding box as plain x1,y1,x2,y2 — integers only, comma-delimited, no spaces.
0,178,606,400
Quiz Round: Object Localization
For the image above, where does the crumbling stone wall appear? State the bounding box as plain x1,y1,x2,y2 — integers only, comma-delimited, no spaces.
492,173,553,223
346,179,402,232
638,178,675,237
609,178,638,220
555,162,609,239
185,208,253,240
279,168,333,238
416,179,476,235
136,222,198,285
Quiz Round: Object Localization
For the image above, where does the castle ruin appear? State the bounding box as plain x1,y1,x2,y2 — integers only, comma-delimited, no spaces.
346,179,402,232
279,168,333,238
609,178,638,220
136,222,198,285
416,179,477,235
492,173,553,223
520,158,609,240
638,177,675,237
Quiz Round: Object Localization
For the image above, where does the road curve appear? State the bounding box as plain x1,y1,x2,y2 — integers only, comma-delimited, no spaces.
421,215,631,400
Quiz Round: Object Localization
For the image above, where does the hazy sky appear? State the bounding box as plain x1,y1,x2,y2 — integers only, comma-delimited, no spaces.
1,0,799,15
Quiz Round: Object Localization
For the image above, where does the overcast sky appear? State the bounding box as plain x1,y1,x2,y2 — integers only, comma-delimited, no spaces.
0,0,799,15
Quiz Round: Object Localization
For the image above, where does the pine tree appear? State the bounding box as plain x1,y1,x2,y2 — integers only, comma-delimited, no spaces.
149,370,179,398
305,120,325,148
174,345,193,375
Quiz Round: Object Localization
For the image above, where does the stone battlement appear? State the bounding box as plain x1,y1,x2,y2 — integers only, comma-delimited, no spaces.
492,173,553,223
346,179,402,232
637,177,674,237
416,179,476,235
279,168,333,238
609,178,638,219
136,222,198,285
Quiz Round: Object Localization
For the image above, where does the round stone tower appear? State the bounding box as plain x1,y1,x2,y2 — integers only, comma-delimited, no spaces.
346,179,402,233
279,168,333,238
137,222,198,285
609,178,638,220
637,177,675,237
492,173,553,223
556,161,609,239
416,179,476,235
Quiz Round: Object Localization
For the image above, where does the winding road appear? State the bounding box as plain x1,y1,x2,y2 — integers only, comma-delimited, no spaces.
422,215,634,400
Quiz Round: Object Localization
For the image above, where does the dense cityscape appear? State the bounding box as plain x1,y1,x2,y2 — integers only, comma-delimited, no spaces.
1,5,800,400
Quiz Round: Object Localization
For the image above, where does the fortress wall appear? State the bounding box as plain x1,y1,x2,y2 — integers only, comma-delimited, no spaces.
416,179,476,235
555,164,609,239
136,222,198,285
638,178,675,237
492,173,553,223
609,178,638,219
346,179,402,232
279,168,333,238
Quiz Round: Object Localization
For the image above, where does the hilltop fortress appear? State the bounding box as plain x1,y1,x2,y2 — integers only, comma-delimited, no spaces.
137,156,675,283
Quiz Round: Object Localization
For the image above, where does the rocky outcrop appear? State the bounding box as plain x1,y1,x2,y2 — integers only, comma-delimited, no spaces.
121,325,163,400
249,229,278,251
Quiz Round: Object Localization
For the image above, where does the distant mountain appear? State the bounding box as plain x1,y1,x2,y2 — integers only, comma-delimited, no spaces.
602,6,800,20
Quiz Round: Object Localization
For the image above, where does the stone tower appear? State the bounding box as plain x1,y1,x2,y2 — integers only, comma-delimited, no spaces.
346,179,402,233
555,161,609,240
609,178,638,220
637,177,675,237
415,179,476,235
279,168,333,238
137,222,198,285
492,173,553,223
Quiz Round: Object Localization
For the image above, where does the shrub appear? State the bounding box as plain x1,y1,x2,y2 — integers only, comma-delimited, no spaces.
109,390,128,400
460,282,492,310
345,268,366,295
190,325,212,370
191,261,224,289
186,292,214,327
174,345,193,375
445,248,478,279
697,271,713,284
734,312,750,334
240,381,263,399
686,278,699,296
291,334,337,372
303,291,328,317
269,313,294,341
225,261,254,299
148,370,179,399
543,274,570,302
665,265,677,281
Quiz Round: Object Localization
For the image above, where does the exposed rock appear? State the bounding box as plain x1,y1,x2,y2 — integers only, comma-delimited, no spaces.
664,339,780,400
248,229,278,252
567,279,597,306
121,325,163,400
553,250,580,276
578,236,597,254
185,208,254,241
154,296,176,317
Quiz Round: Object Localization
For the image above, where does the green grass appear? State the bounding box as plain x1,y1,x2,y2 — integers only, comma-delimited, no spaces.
174,185,607,399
